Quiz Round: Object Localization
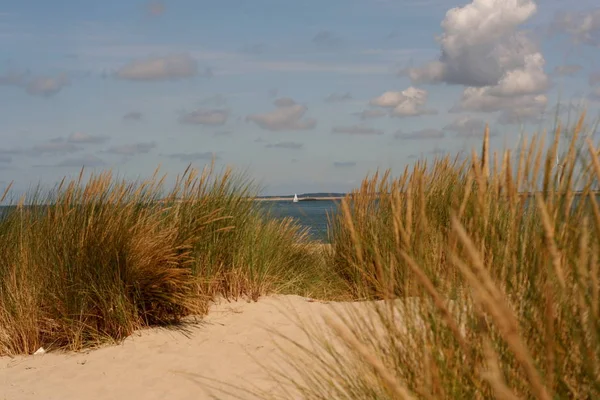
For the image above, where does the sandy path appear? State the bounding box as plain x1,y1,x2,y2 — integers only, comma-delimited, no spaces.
0,295,353,400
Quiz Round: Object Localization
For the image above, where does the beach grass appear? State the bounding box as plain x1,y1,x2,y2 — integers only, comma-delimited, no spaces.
3,110,600,398
0,164,326,356
269,113,600,399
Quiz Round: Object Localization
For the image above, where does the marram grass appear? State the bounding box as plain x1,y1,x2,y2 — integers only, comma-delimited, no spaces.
269,113,600,399
0,164,328,356
3,112,600,399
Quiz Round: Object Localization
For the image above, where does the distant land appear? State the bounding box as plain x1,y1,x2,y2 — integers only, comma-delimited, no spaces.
256,193,346,201
253,190,600,202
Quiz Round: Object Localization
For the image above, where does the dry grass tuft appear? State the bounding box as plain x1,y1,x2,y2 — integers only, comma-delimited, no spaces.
272,112,600,399
0,164,326,356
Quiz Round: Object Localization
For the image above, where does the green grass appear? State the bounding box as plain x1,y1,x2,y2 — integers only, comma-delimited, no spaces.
0,164,328,356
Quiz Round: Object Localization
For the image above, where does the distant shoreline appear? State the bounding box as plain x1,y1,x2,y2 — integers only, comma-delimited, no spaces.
254,196,344,202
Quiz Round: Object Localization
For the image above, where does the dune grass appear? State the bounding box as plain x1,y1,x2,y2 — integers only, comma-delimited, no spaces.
271,113,600,399
0,164,327,356
3,110,600,398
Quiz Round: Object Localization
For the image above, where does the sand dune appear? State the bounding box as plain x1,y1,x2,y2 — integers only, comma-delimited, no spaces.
0,295,366,400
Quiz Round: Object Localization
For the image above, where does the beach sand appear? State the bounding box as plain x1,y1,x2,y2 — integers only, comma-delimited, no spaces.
0,295,364,400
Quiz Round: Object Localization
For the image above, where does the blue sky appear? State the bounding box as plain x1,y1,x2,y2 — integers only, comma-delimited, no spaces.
1,0,600,196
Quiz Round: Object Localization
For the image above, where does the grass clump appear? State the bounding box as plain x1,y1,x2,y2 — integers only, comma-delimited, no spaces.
277,113,600,399
0,164,323,356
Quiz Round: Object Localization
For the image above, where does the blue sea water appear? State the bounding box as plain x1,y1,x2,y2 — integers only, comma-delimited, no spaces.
0,200,339,242
259,200,339,242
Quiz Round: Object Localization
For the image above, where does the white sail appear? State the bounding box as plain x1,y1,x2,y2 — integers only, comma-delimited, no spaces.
293,193,299,203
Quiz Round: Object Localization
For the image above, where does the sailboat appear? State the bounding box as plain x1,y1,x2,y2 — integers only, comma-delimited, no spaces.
293,193,299,203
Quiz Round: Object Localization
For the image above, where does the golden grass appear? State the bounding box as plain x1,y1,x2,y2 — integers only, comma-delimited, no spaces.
3,110,600,398
0,163,327,356
272,112,600,399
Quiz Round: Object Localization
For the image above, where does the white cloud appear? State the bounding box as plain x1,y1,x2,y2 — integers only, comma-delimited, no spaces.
444,116,489,137
407,0,548,106
452,87,548,119
246,99,316,131
179,109,229,126
487,53,548,97
370,91,410,108
115,54,199,81
370,87,437,117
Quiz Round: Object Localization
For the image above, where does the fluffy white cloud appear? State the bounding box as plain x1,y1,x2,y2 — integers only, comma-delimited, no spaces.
487,53,548,97
408,0,548,110
370,87,436,117
179,109,229,126
115,54,199,81
246,99,316,131
452,86,548,121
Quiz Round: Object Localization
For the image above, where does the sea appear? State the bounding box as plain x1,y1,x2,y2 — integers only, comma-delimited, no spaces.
259,200,339,242
0,200,339,242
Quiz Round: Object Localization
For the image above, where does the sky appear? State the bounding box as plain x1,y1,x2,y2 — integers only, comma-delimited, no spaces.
1,0,600,196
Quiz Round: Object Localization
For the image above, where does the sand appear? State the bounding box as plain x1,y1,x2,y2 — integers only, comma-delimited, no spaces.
0,295,363,400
